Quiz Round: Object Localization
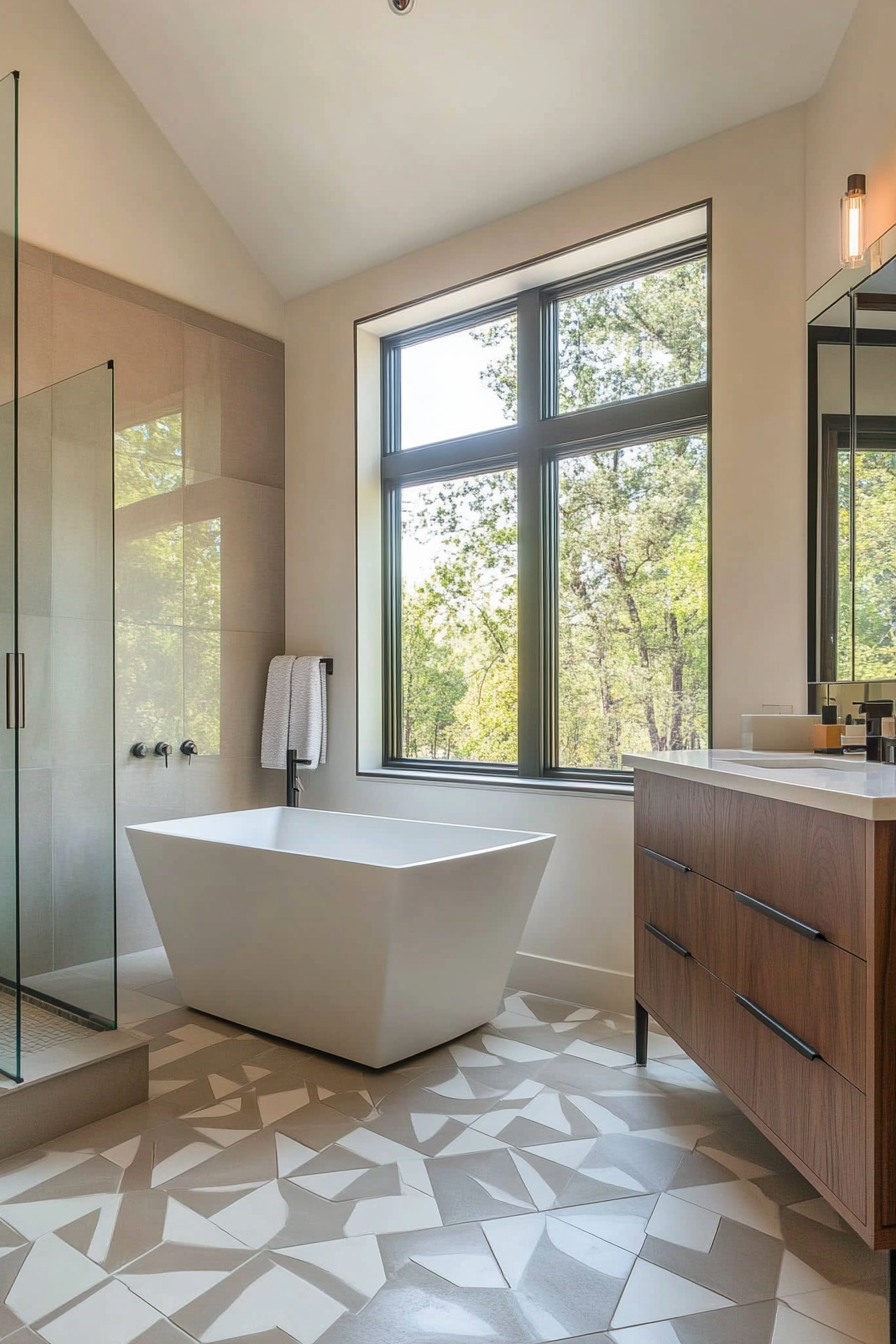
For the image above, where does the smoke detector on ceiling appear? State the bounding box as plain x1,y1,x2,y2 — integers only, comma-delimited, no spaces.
387,0,415,13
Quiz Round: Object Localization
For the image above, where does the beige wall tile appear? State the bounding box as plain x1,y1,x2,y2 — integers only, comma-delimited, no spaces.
50,617,114,766
18,767,53,979
18,614,51,769
19,262,53,397
184,754,284,816
52,765,115,971
17,386,52,618
219,629,284,760
116,624,184,776
183,324,222,478
219,477,285,633
219,338,285,488
52,275,184,431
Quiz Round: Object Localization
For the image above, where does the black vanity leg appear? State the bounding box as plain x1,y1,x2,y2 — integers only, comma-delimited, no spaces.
889,1249,896,1344
635,1000,649,1066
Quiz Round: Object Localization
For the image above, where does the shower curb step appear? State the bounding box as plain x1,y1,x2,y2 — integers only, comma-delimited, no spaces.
0,1031,148,1162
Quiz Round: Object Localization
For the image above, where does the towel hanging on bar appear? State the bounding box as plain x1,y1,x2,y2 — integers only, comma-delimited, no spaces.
261,655,328,770
289,656,328,769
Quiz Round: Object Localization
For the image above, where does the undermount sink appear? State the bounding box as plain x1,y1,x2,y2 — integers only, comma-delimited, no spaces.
732,755,869,772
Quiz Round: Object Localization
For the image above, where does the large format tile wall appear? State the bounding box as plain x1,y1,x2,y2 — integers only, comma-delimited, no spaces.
18,242,285,958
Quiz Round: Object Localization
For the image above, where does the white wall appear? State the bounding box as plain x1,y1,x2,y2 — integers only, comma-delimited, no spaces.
284,106,807,1010
806,0,896,297
1,0,283,338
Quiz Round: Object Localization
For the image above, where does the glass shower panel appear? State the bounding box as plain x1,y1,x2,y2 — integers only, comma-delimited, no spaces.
18,364,116,1027
0,70,19,1081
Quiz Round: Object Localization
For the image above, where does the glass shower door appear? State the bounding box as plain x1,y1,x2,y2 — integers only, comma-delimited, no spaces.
17,364,116,1028
0,70,19,1080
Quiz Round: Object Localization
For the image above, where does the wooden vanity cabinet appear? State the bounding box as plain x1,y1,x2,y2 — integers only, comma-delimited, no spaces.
633,768,896,1249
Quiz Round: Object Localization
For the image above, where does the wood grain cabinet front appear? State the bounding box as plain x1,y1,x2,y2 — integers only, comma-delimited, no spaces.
734,896,866,1091
633,771,718,880
714,788,866,958
633,767,896,1252
730,992,866,1219
635,846,735,984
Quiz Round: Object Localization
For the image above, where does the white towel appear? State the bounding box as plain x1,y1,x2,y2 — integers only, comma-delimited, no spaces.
288,656,328,769
261,655,296,769
261,655,328,770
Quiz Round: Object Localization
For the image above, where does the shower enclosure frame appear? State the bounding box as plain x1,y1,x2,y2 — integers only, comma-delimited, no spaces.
1,71,118,1082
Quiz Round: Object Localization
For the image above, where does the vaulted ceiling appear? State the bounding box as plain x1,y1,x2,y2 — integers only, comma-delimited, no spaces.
70,0,856,298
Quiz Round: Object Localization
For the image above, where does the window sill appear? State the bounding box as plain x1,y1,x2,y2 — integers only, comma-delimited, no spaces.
357,766,634,799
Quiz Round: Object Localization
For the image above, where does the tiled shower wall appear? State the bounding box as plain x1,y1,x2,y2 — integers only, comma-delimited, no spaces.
19,242,285,955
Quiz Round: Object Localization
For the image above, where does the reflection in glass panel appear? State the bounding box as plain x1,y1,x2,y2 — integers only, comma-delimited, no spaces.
185,629,221,756
399,469,517,763
558,435,708,769
556,258,707,415
116,413,183,463
400,315,516,450
115,415,222,761
16,364,116,1027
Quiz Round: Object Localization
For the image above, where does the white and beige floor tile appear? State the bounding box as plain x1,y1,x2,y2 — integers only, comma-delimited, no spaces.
0,978,887,1342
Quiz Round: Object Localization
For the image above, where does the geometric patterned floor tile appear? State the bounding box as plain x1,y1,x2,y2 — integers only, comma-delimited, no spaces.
0,972,888,1344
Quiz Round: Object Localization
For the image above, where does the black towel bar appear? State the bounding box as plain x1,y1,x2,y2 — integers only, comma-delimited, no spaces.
286,658,332,805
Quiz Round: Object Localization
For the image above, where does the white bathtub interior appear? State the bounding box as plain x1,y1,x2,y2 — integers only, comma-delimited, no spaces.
136,805,549,866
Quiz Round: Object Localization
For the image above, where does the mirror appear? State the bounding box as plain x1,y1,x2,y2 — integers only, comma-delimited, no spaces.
810,293,850,681
810,258,896,682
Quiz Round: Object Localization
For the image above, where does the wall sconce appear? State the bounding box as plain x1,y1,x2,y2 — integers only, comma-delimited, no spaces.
841,173,867,268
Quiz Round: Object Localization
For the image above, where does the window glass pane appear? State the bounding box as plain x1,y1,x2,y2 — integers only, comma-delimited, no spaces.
555,258,707,415
558,435,708,769
399,469,517,763
399,315,516,450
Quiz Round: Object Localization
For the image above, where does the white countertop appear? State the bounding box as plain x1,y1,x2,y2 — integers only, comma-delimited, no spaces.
622,749,896,820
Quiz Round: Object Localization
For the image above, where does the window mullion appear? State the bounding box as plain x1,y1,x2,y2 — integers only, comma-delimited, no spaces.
517,288,545,780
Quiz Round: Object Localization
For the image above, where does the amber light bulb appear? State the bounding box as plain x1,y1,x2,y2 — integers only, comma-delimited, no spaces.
841,173,866,268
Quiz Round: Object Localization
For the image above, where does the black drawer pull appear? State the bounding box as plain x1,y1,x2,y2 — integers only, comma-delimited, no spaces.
734,890,824,942
643,848,691,874
735,994,820,1061
645,922,690,958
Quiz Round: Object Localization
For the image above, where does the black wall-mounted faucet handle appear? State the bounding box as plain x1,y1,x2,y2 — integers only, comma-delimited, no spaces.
180,740,198,763
154,741,172,768
131,742,148,758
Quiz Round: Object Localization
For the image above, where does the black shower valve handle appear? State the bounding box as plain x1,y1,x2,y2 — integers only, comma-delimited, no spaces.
180,740,198,764
154,741,172,768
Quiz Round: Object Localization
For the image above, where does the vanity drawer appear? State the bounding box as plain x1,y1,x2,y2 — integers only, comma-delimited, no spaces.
731,992,866,1219
633,770,718,881
714,789,866,958
735,896,866,1091
635,846,735,984
635,920,736,1080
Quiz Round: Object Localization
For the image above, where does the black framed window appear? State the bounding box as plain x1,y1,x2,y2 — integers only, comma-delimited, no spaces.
381,235,710,785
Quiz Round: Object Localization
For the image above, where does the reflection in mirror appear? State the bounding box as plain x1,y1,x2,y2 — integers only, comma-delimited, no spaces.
811,295,851,680
852,259,896,679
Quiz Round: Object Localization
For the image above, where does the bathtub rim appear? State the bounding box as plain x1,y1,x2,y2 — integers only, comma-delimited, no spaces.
126,805,556,871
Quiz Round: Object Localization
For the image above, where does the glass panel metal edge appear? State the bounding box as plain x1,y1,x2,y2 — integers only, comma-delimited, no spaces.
0,69,19,1081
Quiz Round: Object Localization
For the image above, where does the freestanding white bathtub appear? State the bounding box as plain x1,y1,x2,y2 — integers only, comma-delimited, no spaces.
126,806,555,1068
